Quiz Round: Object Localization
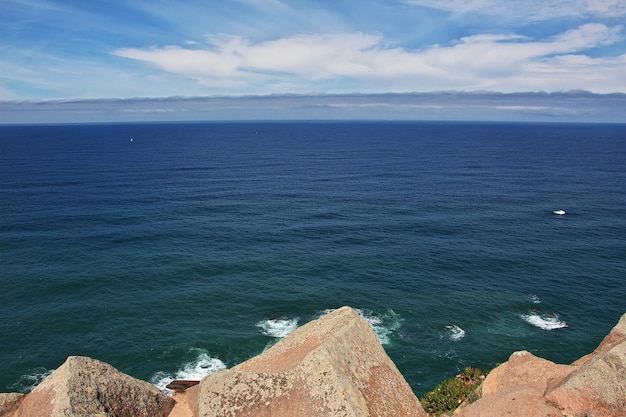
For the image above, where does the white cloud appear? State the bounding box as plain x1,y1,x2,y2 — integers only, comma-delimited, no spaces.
113,24,626,94
402,0,626,20
513,53,626,91
418,23,623,75
115,33,399,87
553,23,624,48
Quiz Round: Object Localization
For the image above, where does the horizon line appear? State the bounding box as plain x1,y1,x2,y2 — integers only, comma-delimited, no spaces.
3,90,625,104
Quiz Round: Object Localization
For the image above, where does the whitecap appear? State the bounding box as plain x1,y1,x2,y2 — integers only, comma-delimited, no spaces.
151,352,226,394
529,294,541,304
521,311,567,330
445,325,466,341
256,317,299,338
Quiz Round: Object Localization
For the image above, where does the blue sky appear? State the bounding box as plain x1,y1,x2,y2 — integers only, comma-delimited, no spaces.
1,0,626,122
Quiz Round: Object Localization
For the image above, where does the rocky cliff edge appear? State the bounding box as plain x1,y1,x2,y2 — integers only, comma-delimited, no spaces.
455,312,626,417
1,308,625,417
0,306,426,417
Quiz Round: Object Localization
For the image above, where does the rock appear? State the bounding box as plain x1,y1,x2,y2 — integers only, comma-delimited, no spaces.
545,313,626,417
194,306,427,417
454,386,564,417
168,387,198,417
166,380,200,392
14,356,175,417
480,350,575,397
5,311,623,417
456,313,626,417
455,351,574,417
572,312,626,367
0,393,25,417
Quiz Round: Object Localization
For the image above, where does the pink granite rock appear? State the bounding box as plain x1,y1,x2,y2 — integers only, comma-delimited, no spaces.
572,312,626,367
546,314,626,417
0,393,24,417
456,313,626,417
481,350,575,397
455,351,574,417
194,306,427,417
14,356,174,417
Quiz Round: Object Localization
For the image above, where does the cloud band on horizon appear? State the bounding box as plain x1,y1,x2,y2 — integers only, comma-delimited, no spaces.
2,91,625,124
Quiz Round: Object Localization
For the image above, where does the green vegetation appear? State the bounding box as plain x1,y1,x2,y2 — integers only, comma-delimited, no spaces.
420,366,489,416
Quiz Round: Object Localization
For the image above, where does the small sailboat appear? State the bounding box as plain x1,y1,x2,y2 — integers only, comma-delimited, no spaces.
553,209,565,215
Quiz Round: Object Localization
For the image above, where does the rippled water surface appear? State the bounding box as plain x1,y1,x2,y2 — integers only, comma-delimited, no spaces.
1,121,625,395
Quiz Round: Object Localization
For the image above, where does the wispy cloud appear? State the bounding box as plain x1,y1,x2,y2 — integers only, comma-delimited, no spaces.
114,24,625,94
403,0,626,20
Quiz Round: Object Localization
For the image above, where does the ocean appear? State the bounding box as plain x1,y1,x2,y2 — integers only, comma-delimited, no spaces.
1,121,625,396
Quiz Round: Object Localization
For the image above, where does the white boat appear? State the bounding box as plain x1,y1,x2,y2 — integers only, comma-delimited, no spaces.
553,209,565,215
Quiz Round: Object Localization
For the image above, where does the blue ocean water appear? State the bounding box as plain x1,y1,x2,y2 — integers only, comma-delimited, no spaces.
1,121,625,396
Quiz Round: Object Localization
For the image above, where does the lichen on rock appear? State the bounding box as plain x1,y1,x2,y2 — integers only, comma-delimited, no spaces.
13,356,175,417
195,306,427,417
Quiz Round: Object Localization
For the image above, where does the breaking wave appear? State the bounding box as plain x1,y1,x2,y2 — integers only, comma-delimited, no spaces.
444,325,466,341
521,311,567,330
256,318,299,338
151,351,226,394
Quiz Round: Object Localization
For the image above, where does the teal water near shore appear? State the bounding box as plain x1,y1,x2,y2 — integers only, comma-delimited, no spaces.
1,121,625,395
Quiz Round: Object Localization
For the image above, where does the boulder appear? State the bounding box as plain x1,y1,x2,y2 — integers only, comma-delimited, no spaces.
194,306,427,417
0,393,25,417
455,351,574,417
456,313,626,417
545,314,626,417
480,350,575,397
14,356,175,417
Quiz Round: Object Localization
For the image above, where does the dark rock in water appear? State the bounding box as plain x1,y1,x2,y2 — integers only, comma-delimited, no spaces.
166,380,200,392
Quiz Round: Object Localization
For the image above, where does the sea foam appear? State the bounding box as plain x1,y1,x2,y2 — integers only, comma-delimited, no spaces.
521,311,567,330
256,318,299,338
151,352,226,394
444,325,466,341
9,367,53,393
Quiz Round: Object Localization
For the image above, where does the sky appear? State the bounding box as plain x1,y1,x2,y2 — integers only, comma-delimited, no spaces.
1,0,626,123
